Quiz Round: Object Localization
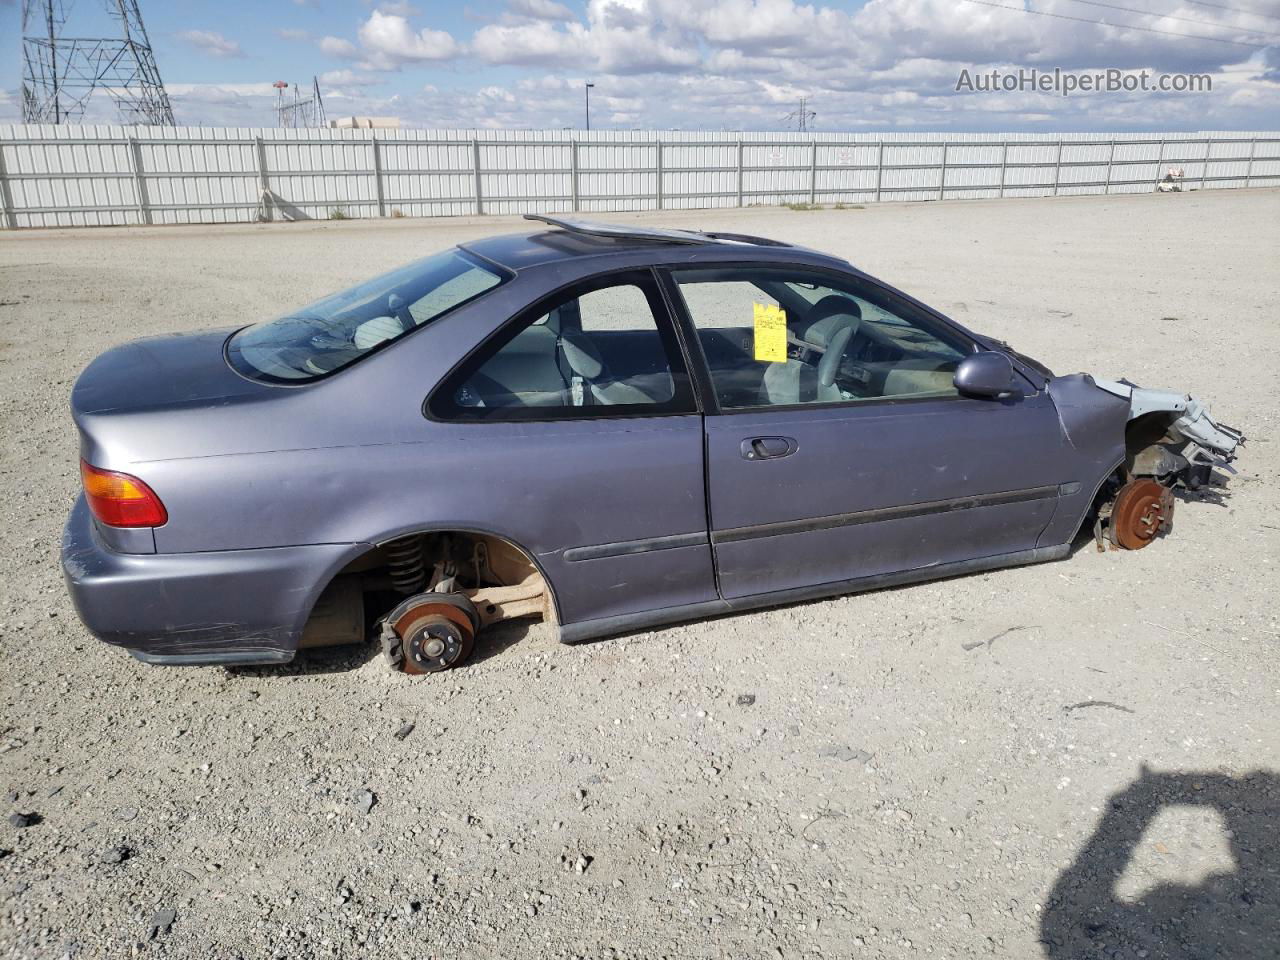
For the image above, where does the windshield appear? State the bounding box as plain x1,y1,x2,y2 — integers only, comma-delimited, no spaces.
227,248,505,383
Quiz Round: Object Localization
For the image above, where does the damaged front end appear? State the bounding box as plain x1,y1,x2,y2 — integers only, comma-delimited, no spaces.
1089,379,1245,550
1094,379,1245,486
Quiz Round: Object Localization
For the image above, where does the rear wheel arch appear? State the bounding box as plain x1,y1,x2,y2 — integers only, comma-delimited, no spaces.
297,525,561,650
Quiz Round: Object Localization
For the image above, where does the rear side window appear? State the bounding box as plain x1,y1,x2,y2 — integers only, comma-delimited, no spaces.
227,249,505,383
430,271,694,421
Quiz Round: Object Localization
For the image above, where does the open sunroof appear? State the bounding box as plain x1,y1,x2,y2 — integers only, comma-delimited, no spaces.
522,213,709,245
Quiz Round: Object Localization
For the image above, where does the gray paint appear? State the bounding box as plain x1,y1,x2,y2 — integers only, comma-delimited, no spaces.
61,226,1175,664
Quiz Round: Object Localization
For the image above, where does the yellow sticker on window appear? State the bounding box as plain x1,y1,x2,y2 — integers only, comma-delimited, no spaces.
753,302,787,363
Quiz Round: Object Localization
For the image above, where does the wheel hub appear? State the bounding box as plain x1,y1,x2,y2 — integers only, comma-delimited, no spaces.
407,620,462,671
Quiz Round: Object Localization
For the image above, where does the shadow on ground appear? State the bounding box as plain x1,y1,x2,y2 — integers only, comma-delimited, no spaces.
1041,767,1279,960
225,618,537,679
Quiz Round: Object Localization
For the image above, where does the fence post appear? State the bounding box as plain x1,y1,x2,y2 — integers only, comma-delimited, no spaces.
570,140,580,212
736,138,744,207
874,140,884,203
1052,140,1063,196
0,142,15,230
1152,137,1165,192
938,142,947,201
1244,137,1257,189
655,139,663,210
809,140,818,205
998,141,1008,199
371,136,385,218
1199,138,1211,191
472,139,483,215
255,136,272,222
126,136,151,225
1103,139,1115,194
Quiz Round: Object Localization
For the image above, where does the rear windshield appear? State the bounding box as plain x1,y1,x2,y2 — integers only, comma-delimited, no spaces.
227,248,505,383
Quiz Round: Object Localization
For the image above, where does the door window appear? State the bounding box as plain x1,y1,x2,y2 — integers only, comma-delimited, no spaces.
431,272,694,421
670,267,972,410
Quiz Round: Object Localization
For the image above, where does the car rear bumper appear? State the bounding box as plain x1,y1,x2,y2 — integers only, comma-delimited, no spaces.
61,496,363,666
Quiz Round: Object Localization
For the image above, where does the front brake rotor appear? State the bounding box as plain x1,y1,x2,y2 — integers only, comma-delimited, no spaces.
1109,478,1175,550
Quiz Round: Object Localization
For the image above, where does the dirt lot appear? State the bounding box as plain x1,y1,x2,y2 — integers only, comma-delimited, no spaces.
1,190,1277,960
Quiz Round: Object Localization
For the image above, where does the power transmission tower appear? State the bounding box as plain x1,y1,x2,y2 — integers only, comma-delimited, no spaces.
21,0,175,126
275,77,327,128
782,96,816,132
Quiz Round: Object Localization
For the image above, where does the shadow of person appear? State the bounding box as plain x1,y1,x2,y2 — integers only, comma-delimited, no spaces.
1041,766,1280,960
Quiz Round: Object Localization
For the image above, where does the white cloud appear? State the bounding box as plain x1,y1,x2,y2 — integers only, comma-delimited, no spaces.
166,83,276,99
320,69,386,88
471,21,585,65
320,35,360,58
372,1,422,14
473,0,700,73
358,10,460,65
509,0,576,20
277,28,312,42
178,30,244,59
654,0,858,56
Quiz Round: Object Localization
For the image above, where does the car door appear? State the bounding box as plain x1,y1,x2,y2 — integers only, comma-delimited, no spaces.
665,264,1072,600
426,268,718,626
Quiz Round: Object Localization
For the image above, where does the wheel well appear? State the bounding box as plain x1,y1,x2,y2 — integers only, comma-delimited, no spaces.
1074,465,1125,542
1125,411,1180,471
299,529,557,649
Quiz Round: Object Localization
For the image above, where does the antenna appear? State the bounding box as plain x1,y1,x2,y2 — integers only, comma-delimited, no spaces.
21,0,176,125
275,76,327,128
782,96,816,132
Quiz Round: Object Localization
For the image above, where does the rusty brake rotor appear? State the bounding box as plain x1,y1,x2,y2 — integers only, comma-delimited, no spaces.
390,598,476,674
1109,478,1175,550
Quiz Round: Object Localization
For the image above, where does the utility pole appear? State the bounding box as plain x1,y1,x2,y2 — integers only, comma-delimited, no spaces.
782,96,816,133
585,82,595,132
22,0,175,125
43,1,59,124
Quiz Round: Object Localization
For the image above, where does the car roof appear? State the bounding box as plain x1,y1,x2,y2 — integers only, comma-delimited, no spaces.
460,214,851,273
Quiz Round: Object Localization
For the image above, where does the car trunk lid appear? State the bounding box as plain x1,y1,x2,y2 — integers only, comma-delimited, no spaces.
71,328,266,416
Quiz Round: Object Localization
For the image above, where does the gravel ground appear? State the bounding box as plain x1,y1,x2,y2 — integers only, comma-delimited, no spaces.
1,190,1278,960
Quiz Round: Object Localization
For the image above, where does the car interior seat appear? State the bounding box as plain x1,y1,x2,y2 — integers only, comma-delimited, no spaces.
558,331,659,405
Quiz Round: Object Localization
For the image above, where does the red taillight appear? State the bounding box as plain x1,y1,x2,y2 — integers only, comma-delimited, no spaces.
80,460,168,528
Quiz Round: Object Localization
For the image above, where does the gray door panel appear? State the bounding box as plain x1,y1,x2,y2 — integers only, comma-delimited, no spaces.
704,393,1069,599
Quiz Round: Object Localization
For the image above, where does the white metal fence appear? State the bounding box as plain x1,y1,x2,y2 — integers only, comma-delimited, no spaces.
1,125,1277,229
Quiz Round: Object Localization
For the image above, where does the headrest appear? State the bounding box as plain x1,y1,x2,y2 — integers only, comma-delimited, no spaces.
353,314,407,350
559,331,604,379
796,295,862,348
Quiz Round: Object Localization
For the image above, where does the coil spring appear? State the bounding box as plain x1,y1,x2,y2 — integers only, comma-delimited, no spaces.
386,536,427,594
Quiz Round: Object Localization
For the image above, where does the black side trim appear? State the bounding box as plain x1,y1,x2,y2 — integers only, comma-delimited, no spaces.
128,648,295,667
563,531,708,563
557,543,1071,644
712,484,1060,545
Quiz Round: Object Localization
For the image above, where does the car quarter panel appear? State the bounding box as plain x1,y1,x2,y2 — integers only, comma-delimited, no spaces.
62,495,364,660
138,414,717,626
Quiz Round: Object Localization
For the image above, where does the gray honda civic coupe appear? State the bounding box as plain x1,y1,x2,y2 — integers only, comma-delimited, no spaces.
61,215,1243,674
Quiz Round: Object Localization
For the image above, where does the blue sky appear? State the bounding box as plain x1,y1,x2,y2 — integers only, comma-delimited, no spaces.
2,0,1278,130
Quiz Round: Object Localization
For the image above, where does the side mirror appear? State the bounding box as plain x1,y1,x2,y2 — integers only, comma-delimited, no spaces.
954,351,1017,398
